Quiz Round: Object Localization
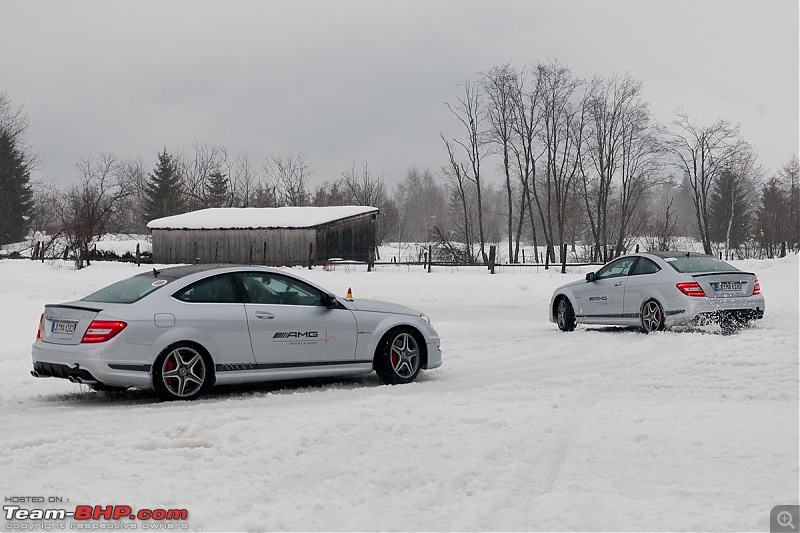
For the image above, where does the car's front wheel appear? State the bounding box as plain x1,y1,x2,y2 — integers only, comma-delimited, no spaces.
556,296,576,332
375,328,422,385
153,343,213,400
640,299,665,333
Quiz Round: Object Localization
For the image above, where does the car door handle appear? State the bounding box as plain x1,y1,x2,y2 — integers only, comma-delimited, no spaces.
255,311,275,319
613,282,623,287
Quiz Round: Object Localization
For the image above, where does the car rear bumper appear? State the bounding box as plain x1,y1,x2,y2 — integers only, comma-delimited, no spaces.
665,295,766,327
31,340,154,388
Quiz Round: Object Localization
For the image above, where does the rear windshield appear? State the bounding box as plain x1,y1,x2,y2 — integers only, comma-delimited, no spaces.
83,276,169,304
665,256,738,274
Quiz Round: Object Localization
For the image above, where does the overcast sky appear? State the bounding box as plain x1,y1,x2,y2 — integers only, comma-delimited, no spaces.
1,0,797,190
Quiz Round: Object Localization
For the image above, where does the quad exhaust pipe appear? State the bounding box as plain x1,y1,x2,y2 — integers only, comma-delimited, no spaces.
30,370,40,378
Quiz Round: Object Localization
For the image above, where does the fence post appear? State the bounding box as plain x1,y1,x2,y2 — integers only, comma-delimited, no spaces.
427,245,432,273
136,243,141,267
368,248,374,272
488,245,496,274
635,244,640,253
561,243,567,274
780,242,787,258
308,242,314,270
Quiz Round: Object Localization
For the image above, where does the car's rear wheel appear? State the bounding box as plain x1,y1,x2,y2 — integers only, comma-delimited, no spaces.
153,343,213,400
556,296,576,332
375,328,422,385
640,299,665,333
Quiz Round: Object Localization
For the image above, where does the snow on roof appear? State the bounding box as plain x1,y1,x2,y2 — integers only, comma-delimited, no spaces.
146,206,378,230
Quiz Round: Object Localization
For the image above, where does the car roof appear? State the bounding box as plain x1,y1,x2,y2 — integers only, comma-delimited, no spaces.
642,251,712,260
136,264,262,281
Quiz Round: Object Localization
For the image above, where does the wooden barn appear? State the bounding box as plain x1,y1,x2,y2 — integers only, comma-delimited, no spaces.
147,206,378,265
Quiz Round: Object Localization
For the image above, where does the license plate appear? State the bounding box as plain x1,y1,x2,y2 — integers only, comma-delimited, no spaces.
51,320,77,335
715,282,742,292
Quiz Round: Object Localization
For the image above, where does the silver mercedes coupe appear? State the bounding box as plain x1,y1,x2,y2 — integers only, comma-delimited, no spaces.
32,265,442,400
550,252,765,333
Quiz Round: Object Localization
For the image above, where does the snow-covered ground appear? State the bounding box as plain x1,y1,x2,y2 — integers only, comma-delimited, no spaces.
1,255,797,531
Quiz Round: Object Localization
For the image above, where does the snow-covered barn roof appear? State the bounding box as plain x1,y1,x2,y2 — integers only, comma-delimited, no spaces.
147,206,378,230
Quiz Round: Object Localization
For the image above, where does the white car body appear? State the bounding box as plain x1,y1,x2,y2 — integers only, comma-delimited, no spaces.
549,252,766,332
31,265,442,399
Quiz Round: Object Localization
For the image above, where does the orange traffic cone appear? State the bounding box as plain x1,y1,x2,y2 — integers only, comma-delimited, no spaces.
346,287,353,299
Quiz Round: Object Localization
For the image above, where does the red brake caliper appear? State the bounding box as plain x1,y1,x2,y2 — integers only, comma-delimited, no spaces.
391,350,398,367
165,357,176,381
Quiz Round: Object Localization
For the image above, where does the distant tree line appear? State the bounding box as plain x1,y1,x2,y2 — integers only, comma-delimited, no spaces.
440,61,799,264
1,61,798,267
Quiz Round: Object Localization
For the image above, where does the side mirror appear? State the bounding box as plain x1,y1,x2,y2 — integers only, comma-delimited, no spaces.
322,293,339,309
585,272,596,282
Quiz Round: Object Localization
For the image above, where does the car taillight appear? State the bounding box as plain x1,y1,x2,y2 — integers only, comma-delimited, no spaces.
753,279,761,295
36,313,44,341
676,282,706,297
81,321,127,343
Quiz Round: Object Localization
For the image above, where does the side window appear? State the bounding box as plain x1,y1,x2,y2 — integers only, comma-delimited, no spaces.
239,272,323,307
595,257,637,280
173,274,241,303
630,257,661,276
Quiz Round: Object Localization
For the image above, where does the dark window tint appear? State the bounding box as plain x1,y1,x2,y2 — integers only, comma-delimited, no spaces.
173,274,241,303
595,257,637,280
665,256,738,274
630,257,661,276
239,272,323,306
83,276,168,304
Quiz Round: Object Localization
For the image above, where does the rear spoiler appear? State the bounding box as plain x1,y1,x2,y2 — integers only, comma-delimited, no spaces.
691,271,755,277
45,304,103,313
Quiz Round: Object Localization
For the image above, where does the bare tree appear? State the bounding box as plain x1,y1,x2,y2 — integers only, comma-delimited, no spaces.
56,154,132,269
266,154,311,207
311,179,350,207
781,155,800,250
441,135,475,263
509,65,545,263
537,60,586,267
341,161,386,207
180,142,229,210
665,111,739,254
115,157,148,233
483,64,517,261
229,150,261,207
578,74,664,261
446,78,489,263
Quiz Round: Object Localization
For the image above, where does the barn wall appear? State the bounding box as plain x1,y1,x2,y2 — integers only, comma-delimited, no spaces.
315,213,376,262
152,228,316,265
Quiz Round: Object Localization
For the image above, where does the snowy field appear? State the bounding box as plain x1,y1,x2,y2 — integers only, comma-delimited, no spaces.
1,255,798,531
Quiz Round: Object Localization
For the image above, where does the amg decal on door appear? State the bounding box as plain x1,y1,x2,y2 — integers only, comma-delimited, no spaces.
273,331,319,339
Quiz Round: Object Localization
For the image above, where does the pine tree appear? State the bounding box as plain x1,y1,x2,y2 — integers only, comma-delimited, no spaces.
0,131,33,244
144,150,184,222
708,169,752,251
205,170,230,207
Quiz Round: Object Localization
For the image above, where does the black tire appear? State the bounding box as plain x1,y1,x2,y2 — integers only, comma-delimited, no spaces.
555,296,576,332
640,299,665,334
374,327,423,385
152,342,214,401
